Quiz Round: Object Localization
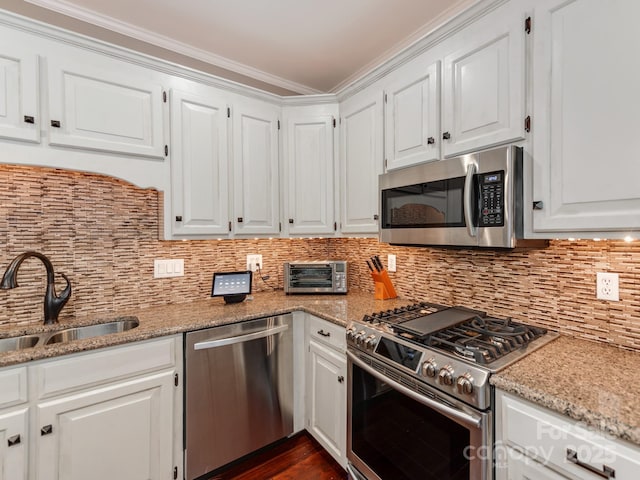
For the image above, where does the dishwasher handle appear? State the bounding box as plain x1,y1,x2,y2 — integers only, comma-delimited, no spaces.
193,324,289,350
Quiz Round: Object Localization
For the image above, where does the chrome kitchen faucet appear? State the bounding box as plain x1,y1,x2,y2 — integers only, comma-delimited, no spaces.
0,251,71,324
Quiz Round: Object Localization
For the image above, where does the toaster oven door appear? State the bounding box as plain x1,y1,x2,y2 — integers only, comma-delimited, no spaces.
286,264,334,293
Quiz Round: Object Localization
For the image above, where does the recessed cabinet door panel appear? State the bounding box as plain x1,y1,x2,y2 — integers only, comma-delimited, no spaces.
0,48,39,143
532,0,640,232
36,371,174,480
340,93,383,233
0,408,28,480
171,90,229,236
47,58,164,157
385,61,440,170
442,12,524,157
285,115,335,235
233,103,280,235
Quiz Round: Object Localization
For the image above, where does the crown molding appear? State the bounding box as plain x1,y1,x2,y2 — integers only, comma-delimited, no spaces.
281,94,338,107
24,0,322,95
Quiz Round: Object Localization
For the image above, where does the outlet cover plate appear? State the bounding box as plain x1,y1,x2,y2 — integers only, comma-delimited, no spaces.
596,272,619,301
247,254,263,272
387,254,397,272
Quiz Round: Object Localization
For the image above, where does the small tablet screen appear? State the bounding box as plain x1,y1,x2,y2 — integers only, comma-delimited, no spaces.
211,271,252,297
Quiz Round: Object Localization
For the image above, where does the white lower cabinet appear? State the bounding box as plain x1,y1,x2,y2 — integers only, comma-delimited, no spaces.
305,315,346,468
0,407,28,480
0,336,182,480
496,390,640,480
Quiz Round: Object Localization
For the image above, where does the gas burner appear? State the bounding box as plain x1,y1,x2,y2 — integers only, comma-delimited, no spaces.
361,301,446,327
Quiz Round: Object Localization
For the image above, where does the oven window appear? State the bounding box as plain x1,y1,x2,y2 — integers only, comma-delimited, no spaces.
351,364,470,480
287,266,332,289
381,177,466,228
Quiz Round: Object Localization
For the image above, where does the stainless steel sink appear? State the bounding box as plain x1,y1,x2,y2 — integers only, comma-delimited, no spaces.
0,334,41,353
44,318,140,345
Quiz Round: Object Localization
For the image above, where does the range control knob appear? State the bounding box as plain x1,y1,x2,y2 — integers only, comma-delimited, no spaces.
456,373,474,395
364,335,377,350
346,326,357,341
438,365,455,386
355,330,367,346
421,358,438,378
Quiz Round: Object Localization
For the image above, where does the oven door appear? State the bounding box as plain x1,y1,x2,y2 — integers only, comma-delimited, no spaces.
347,351,492,480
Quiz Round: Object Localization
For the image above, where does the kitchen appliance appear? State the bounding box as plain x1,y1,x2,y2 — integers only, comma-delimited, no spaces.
284,261,347,294
184,314,294,480
346,302,558,480
211,270,252,303
379,145,545,249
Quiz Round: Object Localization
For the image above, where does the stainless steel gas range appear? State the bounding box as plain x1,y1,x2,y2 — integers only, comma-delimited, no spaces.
346,302,558,480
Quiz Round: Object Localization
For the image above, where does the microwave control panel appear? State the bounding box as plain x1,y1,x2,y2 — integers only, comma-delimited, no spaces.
479,171,504,227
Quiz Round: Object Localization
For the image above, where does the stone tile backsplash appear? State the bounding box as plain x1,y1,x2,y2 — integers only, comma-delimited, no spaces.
0,164,638,351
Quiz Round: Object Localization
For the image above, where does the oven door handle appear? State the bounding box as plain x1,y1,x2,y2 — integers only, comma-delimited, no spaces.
347,351,483,429
463,162,477,238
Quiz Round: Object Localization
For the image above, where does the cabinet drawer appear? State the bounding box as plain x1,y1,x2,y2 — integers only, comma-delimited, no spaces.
33,337,177,399
307,316,345,352
0,366,27,409
501,393,640,480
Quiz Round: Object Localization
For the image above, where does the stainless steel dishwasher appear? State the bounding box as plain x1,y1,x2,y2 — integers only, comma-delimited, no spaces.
184,314,294,480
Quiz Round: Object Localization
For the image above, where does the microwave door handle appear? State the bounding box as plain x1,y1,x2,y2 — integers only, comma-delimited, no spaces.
463,163,477,238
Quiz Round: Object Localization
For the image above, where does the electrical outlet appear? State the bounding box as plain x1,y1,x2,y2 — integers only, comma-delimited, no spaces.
387,254,397,272
246,254,263,272
596,272,619,301
154,259,184,278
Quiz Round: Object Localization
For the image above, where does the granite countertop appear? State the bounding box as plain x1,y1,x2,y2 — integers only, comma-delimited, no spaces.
491,335,640,447
0,290,411,367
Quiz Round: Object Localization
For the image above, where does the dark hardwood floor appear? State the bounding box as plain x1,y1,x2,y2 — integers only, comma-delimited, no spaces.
207,431,348,480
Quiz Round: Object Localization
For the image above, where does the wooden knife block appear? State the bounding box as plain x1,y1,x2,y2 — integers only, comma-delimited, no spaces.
371,270,398,300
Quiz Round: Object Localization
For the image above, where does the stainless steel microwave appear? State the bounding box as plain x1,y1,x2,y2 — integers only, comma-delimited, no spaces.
284,261,347,294
380,146,544,249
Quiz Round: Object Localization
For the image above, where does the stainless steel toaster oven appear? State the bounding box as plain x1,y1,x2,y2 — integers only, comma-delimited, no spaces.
284,261,347,294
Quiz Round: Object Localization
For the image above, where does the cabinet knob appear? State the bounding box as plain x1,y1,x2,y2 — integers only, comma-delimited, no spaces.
442,132,451,140
24,115,35,124
237,217,243,223
532,201,544,211
175,216,183,222
337,376,344,383
50,120,61,128
7,434,21,446
373,214,379,221
427,136,435,145
288,218,294,224
41,425,53,436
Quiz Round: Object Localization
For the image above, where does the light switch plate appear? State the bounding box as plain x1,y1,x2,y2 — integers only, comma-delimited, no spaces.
387,254,397,272
154,259,184,278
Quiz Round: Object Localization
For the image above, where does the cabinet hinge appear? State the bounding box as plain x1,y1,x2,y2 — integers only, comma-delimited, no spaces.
277,120,281,130
524,115,531,133
384,158,388,169
332,117,336,128
227,107,231,118
334,222,337,231
173,466,178,479
384,93,387,103
279,222,282,232
174,373,179,386
163,91,167,103
228,221,232,232
525,16,532,34
164,145,169,156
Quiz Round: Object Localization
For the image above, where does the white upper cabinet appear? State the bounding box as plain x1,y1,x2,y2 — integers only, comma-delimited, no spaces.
170,88,230,237
232,101,281,236
531,0,640,234
47,55,165,158
384,61,440,170
442,3,525,157
340,91,383,234
0,42,39,143
283,105,338,235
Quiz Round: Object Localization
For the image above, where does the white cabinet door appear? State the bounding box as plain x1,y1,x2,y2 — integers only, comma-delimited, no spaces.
232,101,281,236
531,0,640,233
170,89,230,236
0,408,28,480
307,339,346,468
0,46,39,143
36,370,175,480
442,6,525,157
284,114,336,235
502,447,568,480
384,61,440,170
47,56,165,158
340,92,383,234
